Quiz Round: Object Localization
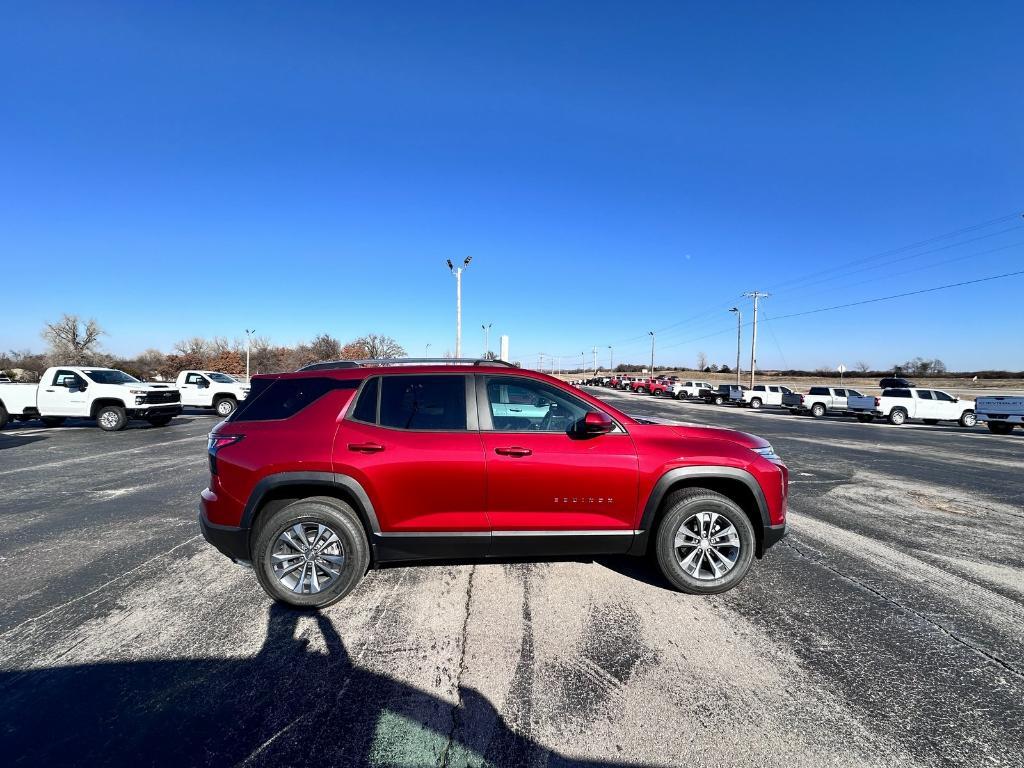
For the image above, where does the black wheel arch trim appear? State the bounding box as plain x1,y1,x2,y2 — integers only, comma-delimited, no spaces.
633,466,773,556
240,471,382,534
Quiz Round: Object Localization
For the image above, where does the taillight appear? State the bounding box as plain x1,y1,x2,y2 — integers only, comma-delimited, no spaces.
800,395,805,403
874,397,881,406
208,434,243,475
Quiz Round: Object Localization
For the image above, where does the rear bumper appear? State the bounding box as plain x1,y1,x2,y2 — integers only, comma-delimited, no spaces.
198,500,250,563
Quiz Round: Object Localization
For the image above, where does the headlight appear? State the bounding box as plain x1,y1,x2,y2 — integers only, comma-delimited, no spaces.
753,445,782,462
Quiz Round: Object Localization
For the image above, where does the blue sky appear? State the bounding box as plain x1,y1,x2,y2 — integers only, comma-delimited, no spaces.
2,1,1022,371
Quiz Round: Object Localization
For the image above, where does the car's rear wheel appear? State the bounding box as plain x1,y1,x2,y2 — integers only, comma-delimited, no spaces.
810,403,826,418
41,416,66,427
253,496,369,609
96,405,128,431
652,389,662,397
987,422,1014,435
959,410,977,428
789,408,801,415
655,488,756,594
856,414,874,423
888,409,907,426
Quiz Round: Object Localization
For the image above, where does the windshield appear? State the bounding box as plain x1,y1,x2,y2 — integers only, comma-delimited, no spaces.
206,373,236,383
82,369,140,385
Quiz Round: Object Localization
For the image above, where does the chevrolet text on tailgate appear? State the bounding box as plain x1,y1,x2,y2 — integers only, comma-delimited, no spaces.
198,359,788,608
0,366,182,431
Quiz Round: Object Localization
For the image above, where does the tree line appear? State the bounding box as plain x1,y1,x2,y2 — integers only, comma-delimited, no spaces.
1,315,406,382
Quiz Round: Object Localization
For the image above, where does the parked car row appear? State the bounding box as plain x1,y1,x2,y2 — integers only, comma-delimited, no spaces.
0,366,249,431
575,375,1023,434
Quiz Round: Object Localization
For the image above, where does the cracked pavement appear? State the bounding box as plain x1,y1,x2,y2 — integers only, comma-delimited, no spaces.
0,394,1022,767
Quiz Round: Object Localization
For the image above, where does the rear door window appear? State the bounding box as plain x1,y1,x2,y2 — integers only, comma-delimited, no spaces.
379,375,467,431
809,387,829,396
917,390,934,400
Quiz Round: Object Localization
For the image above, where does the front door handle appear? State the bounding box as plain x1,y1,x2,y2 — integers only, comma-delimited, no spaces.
348,442,385,453
495,446,532,457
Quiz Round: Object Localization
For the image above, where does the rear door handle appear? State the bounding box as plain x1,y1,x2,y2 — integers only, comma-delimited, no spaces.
348,442,385,453
495,446,532,457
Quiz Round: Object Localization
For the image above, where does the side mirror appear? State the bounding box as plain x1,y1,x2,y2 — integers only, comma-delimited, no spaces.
582,411,614,435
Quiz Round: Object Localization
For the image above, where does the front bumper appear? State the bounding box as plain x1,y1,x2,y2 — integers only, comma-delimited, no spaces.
762,522,787,554
198,498,250,563
129,404,183,418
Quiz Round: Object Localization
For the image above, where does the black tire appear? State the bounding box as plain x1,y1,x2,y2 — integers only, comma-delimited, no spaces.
987,421,1014,435
41,417,66,427
856,414,874,423
214,397,237,417
713,395,724,405
888,408,907,426
810,403,826,419
253,496,369,609
922,419,939,425
654,488,756,595
652,389,662,397
96,405,128,431
675,392,686,400
147,416,173,427
959,410,977,428
0,404,8,429
788,409,801,416
749,398,762,410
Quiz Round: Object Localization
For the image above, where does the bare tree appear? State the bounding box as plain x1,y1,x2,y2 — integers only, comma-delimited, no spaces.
355,334,406,359
697,352,708,371
855,361,871,373
174,337,211,359
42,314,105,365
307,333,342,362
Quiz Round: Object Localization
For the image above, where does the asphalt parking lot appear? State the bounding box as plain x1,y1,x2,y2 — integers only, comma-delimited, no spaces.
1,397,1022,767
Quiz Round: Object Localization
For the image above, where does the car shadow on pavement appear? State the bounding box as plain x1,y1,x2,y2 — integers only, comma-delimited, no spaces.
0,604,640,767
0,434,48,450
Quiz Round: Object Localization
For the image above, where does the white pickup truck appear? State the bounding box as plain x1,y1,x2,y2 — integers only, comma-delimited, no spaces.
0,366,182,431
782,386,865,418
670,380,713,400
734,384,795,409
974,396,1024,435
175,370,250,417
847,387,977,427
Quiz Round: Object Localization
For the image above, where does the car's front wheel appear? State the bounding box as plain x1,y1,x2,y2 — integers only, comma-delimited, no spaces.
959,410,977,428
749,398,762,409
253,496,369,609
214,397,237,417
654,488,756,594
713,395,724,405
96,405,128,431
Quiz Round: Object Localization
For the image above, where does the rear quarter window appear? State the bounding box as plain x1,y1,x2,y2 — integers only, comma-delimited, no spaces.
229,377,358,421
809,387,829,395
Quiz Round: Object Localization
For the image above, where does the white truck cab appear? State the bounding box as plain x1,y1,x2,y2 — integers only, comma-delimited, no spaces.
0,366,181,431
671,380,712,400
175,370,249,417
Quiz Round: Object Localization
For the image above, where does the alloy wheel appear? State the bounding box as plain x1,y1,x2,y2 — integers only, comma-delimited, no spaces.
673,511,741,580
270,522,346,594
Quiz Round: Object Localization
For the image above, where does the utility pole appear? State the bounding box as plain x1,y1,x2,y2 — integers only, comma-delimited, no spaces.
648,331,655,377
608,345,613,372
580,352,585,373
481,323,491,357
245,328,255,381
537,352,544,372
728,307,742,386
742,292,769,389
592,346,598,375
446,257,472,357
425,343,431,357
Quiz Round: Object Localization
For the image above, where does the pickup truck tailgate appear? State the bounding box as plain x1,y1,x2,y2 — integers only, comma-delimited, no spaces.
847,395,878,412
976,396,1024,415
781,393,803,408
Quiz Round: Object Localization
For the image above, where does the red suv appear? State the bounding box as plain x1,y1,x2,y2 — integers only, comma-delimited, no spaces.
198,360,787,608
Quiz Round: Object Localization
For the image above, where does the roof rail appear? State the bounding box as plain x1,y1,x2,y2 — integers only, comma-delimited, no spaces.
297,357,517,372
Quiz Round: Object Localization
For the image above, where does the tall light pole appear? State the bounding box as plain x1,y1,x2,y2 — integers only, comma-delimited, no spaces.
592,346,598,375
742,291,769,389
245,328,255,380
425,343,431,357
481,323,492,357
648,331,655,377
581,352,585,373
728,307,742,386
446,256,472,357
608,345,613,372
